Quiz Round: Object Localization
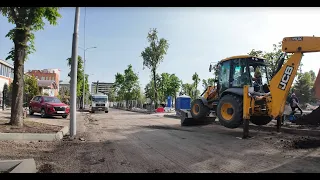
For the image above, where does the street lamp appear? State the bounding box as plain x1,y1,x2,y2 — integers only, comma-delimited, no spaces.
78,46,97,109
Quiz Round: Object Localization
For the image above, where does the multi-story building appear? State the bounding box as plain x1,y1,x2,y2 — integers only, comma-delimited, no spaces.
0,59,14,91
26,69,60,96
0,59,14,107
91,82,114,95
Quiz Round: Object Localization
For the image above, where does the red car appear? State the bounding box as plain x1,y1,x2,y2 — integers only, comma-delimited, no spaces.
29,96,70,118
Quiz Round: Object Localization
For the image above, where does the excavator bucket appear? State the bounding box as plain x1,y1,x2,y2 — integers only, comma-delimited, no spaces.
295,69,320,125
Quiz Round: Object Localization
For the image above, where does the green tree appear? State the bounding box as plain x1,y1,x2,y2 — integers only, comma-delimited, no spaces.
294,72,313,104
113,65,140,104
0,7,61,126
59,87,70,104
156,73,181,104
202,78,215,91
144,80,155,101
248,42,297,79
192,72,200,98
309,70,316,82
308,70,317,103
181,83,194,97
158,73,170,103
113,73,125,101
168,74,181,101
43,92,49,96
67,56,89,108
141,28,169,107
107,88,116,102
24,75,39,104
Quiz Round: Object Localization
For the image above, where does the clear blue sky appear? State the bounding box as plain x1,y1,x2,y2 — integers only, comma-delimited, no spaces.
1,7,320,92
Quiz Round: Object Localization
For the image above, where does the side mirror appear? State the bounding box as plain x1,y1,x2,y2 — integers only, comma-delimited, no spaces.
209,64,212,72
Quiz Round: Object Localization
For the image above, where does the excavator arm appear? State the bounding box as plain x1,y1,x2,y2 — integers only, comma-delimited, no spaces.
268,36,320,119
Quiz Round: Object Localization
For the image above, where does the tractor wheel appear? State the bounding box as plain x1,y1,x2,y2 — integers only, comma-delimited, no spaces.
217,94,243,129
249,116,273,126
190,99,210,120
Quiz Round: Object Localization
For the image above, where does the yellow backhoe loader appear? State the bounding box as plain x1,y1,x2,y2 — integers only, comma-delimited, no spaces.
180,36,320,138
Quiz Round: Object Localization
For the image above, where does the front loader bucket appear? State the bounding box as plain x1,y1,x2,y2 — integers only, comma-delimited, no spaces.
179,109,215,126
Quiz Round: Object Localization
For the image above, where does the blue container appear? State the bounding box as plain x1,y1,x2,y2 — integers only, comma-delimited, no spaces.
167,96,172,108
288,114,296,122
176,95,191,111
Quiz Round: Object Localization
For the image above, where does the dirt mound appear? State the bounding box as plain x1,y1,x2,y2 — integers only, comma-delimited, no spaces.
280,136,320,150
38,163,54,173
295,106,320,125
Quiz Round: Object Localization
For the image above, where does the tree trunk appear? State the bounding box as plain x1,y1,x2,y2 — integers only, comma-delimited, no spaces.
152,69,158,108
80,96,83,109
10,30,28,127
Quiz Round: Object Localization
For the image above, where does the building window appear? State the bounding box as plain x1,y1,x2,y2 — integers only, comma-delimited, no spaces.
4,66,7,77
41,77,45,80
0,64,2,76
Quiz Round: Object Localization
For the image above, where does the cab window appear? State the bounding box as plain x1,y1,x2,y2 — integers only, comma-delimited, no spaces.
218,61,231,92
231,59,250,87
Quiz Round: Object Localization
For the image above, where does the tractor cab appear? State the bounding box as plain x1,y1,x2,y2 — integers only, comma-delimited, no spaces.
210,55,269,96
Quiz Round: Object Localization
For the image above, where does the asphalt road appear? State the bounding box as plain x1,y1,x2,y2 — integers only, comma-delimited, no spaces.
0,108,320,173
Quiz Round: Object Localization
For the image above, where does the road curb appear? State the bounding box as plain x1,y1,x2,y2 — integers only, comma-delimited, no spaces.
0,126,69,141
163,114,320,137
0,159,37,173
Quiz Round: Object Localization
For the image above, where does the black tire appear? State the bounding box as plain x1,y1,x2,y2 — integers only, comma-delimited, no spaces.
105,111,108,113
250,116,273,125
40,108,46,118
217,94,243,129
190,99,210,120
29,107,34,115
62,115,68,119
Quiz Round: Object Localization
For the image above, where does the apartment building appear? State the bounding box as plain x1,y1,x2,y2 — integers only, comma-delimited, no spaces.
26,69,60,96
91,82,114,95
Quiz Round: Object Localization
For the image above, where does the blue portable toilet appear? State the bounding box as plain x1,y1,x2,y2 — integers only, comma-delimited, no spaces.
176,95,191,115
167,96,172,108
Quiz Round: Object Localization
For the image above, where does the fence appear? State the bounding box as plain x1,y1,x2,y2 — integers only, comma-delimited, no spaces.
110,100,156,111
110,99,176,113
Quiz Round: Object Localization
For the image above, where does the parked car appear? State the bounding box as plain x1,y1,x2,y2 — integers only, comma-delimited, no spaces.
29,95,70,118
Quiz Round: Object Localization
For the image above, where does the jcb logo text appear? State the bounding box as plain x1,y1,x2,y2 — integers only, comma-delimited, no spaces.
278,66,294,90
291,37,303,41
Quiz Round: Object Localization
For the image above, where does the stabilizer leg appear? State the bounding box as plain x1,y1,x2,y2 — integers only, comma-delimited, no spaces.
276,116,282,132
242,119,250,139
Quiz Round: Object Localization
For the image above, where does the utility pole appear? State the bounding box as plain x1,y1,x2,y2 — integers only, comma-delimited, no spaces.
70,7,80,137
82,7,87,110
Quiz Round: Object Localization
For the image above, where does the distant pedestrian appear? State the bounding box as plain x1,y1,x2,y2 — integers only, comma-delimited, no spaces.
289,93,303,115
